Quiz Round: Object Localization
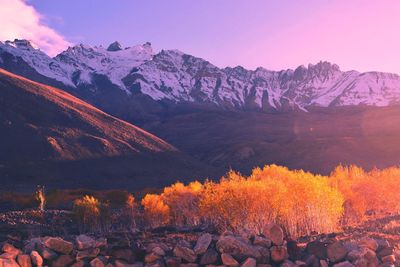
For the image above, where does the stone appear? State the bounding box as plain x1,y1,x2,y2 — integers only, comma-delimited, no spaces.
306,241,328,259
43,237,73,254
0,258,19,267
23,238,42,254
51,254,75,267
145,253,162,263
253,237,272,248
30,251,43,266
257,265,272,267
165,257,181,267
256,246,270,264
200,249,219,265
95,238,108,248
1,244,21,258
179,264,198,267
17,254,32,267
382,255,396,263
76,235,96,250
76,248,100,261
263,224,284,246
296,260,307,267
280,260,297,267
305,255,319,267
147,260,166,267
320,260,329,267
194,233,212,255
107,41,123,52
270,246,287,263
333,261,354,267
173,246,197,263
0,253,17,260
72,261,86,267
221,253,239,267
115,260,144,267
327,242,348,263
216,236,261,259
41,248,58,261
378,248,394,259
110,248,135,263
359,238,379,252
287,240,300,261
90,257,106,267
151,247,166,257
241,258,256,267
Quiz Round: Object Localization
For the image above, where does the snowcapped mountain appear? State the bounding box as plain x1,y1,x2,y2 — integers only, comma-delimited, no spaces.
1,38,400,112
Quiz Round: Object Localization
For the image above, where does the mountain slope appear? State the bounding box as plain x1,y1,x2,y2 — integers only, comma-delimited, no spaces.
0,69,217,191
2,39,400,115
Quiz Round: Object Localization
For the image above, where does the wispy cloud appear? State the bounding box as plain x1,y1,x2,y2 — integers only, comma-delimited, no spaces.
0,0,71,56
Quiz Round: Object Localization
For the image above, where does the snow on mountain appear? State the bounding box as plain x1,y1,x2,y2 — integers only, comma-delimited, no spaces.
1,39,400,111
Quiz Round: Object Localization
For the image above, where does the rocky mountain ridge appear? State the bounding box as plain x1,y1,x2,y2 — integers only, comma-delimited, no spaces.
1,39,400,112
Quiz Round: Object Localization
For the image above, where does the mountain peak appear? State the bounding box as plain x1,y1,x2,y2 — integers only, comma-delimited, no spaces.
4,39,36,50
107,41,123,51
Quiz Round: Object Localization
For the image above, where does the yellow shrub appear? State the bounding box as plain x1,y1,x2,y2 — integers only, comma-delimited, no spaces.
141,194,170,227
73,195,109,233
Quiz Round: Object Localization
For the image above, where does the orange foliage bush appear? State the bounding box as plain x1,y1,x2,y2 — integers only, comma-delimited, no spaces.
141,194,170,228
73,195,110,233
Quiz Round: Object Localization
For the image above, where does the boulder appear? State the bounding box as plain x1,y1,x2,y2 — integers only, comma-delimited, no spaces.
71,261,86,267
194,233,212,255
256,246,270,264
114,260,144,267
382,255,396,263
0,258,19,267
333,261,354,267
41,248,58,260
179,264,198,267
90,257,106,267
76,248,100,261
43,237,73,254
359,238,379,252
145,253,162,263
280,260,297,267
95,238,108,248
221,253,239,267
76,235,96,250
378,248,394,259
30,251,43,266
200,249,219,265
287,240,300,261
216,236,261,259
306,241,327,259
241,258,256,267
2,244,21,258
327,242,348,263
305,255,319,267
253,237,272,248
110,248,135,263
165,256,182,267
152,247,166,256
51,254,75,267
320,260,329,267
256,264,272,267
173,246,197,263
0,253,18,260
270,246,287,263
17,254,32,267
147,260,166,267
263,224,284,246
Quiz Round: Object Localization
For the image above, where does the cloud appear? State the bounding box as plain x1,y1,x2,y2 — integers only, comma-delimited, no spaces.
0,0,71,56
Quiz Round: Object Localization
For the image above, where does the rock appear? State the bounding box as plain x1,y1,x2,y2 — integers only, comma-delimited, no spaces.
72,261,86,267
76,248,100,261
51,254,75,267
280,260,297,267
179,264,198,267
23,238,42,254
165,257,181,267
90,257,106,267
110,248,135,263
107,41,123,52
333,261,354,267
30,251,43,266
221,253,239,267
95,238,107,248
147,260,166,267
241,258,256,267
0,258,19,267
263,224,284,246
0,253,18,260
173,246,197,263
253,237,272,248
216,236,261,259
327,242,348,263
2,244,21,258
115,260,144,267
378,248,394,259
41,248,58,260
200,249,219,265
382,255,396,263
194,233,212,255
306,241,327,259
152,247,166,256
76,235,96,250
256,246,270,264
43,237,73,254
305,255,319,267
17,254,32,267
359,238,379,252
354,258,369,267
145,253,162,263
270,246,287,263
377,240,390,251
257,265,272,267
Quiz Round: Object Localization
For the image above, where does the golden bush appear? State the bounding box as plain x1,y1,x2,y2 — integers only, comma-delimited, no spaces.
73,195,110,233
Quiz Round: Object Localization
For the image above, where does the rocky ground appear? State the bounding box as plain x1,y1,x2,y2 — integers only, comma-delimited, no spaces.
1,210,400,267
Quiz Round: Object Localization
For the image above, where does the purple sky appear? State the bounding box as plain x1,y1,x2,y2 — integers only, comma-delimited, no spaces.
2,0,400,73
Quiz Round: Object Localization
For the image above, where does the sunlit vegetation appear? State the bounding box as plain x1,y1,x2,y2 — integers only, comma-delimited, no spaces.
73,195,110,233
